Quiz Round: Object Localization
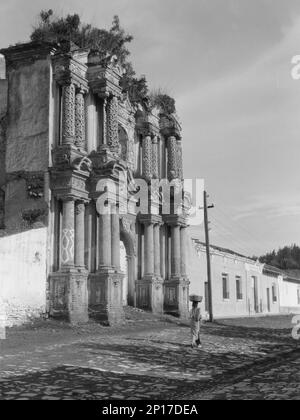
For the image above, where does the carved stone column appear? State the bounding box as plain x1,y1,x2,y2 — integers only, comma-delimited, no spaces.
61,199,75,269
171,225,181,277
75,201,86,269
89,205,124,326
160,226,166,279
106,95,119,152
152,137,159,179
167,135,178,181
177,138,183,180
75,89,86,149
180,226,187,277
111,209,121,269
144,222,154,276
154,223,161,277
136,215,163,314
98,212,112,269
142,134,153,182
50,196,89,325
163,216,189,319
62,83,76,145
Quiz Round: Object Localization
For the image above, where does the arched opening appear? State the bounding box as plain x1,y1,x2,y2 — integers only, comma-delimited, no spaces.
120,223,136,307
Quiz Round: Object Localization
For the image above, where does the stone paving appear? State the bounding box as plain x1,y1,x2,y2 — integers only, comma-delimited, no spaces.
0,314,299,400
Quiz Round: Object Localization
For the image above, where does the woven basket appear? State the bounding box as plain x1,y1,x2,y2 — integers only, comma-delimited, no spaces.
189,295,203,302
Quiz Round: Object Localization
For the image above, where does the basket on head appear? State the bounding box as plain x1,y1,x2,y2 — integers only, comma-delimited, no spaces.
189,295,203,303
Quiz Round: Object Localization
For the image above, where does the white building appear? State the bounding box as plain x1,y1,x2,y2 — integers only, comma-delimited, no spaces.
187,237,300,318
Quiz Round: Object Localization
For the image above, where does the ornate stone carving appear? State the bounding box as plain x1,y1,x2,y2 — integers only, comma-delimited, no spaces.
61,228,75,265
167,136,178,181
177,138,183,180
27,174,44,199
75,202,85,215
75,90,86,148
152,137,159,179
142,135,153,181
62,84,76,144
107,96,120,152
72,156,92,173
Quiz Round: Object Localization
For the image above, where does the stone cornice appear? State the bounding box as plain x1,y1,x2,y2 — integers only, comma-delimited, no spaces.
0,42,58,71
53,54,88,91
163,214,188,227
139,214,163,226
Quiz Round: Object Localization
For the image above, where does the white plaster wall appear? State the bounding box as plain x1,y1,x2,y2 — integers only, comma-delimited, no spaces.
0,227,47,326
187,232,281,319
278,278,300,313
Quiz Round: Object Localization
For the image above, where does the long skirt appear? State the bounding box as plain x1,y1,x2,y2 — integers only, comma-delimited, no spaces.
191,322,201,346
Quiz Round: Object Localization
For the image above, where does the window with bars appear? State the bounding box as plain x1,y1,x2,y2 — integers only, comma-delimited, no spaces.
222,274,230,300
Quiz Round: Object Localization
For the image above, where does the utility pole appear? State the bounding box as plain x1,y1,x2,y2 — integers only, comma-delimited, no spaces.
203,191,214,322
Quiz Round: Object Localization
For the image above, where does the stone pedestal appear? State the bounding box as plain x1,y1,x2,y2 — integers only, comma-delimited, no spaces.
89,269,125,325
164,276,190,319
136,276,164,314
49,270,89,324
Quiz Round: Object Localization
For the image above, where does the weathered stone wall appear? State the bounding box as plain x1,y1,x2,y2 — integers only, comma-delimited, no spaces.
4,58,50,231
0,227,47,326
6,59,50,173
0,79,7,229
0,79,7,189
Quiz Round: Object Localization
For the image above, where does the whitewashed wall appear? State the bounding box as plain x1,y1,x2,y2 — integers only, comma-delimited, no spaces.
0,227,47,326
278,278,300,313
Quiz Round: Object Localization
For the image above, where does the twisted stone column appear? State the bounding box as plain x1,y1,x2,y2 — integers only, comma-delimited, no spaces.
62,83,76,145
177,138,183,180
142,134,153,181
61,199,75,269
75,201,86,269
167,136,178,180
152,137,159,179
75,89,86,149
107,96,119,152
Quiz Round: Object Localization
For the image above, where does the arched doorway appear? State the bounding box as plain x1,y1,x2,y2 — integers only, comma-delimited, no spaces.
120,218,136,307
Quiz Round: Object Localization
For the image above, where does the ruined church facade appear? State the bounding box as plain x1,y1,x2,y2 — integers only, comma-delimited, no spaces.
0,42,189,326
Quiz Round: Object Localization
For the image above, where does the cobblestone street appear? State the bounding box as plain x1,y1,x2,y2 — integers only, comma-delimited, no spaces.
0,313,299,400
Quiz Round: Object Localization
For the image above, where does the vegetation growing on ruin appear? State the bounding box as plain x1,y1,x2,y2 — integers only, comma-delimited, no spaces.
30,10,176,114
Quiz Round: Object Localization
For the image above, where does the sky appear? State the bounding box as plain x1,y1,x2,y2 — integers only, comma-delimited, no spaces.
1,0,300,256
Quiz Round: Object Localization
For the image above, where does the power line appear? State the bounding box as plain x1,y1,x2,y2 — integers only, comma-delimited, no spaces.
209,218,254,257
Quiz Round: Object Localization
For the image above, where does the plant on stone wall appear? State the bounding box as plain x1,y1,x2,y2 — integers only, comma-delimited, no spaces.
149,89,176,115
30,10,176,114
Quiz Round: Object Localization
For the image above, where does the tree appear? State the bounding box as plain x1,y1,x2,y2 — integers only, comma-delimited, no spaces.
30,10,176,113
259,244,300,270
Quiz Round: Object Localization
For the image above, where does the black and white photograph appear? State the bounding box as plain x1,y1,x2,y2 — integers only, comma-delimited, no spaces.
0,0,299,404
